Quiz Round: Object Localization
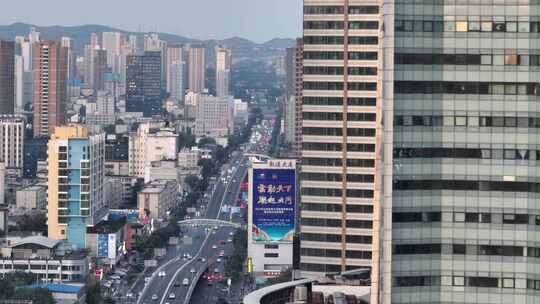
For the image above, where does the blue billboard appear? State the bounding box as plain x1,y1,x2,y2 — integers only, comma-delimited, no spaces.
252,168,295,243
97,234,109,257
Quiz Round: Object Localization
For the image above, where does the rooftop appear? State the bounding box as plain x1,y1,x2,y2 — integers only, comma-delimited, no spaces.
11,236,60,249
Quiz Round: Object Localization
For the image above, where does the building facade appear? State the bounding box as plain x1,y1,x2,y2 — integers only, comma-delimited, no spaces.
300,2,382,303
188,46,206,93
216,46,232,97
137,179,177,221
284,39,304,157
126,51,163,117
166,46,185,102
194,95,233,138
47,125,106,249
0,115,24,172
32,41,68,138
0,40,15,114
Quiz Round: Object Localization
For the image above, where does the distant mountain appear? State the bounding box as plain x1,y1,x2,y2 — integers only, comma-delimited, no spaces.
0,22,295,63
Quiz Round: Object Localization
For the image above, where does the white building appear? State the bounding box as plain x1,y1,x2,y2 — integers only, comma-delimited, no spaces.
177,148,200,169
215,46,231,97
86,91,115,125
102,32,123,75
0,115,25,173
137,179,178,221
188,46,205,93
128,123,178,178
194,95,234,138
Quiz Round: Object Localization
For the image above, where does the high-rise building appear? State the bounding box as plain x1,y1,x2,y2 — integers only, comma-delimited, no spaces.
0,115,25,172
102,32,123,75
284,39,303,157
0,40,15,114
32,41,68,138
215,46,231,97
188,46,206,93
125,51,163,117
301,3,381,295
14,55,23,113
301,1,540,304
92,49,107,92
166,46,185,102
194,94,233,138
47,125,105,249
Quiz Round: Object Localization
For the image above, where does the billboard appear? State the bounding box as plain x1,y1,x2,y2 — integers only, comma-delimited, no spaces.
97,234,109,257
252,167,295,243
108,234,117,259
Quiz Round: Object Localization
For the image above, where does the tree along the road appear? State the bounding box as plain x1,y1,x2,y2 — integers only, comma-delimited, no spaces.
0,272,54,304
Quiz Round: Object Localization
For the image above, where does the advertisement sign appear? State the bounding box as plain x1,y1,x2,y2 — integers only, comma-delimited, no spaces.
108,234,117,259
97,234,109,257
252,168,295,243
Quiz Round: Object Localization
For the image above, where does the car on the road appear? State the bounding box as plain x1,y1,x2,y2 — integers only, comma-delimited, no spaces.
217,258,222,263
229,231,234,236
174,280,182,287
220,240,226,245
214,268,220,273
183,278,189,286
151,294,158,301
212,244,218,249
126,293,134,298
158,271,166,277
168,293,175,299
219,250,225,257
227,238,232,243
190,268,196,273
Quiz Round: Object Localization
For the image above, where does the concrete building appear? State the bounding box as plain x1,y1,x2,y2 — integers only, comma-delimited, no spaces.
0,115,25,172
284,39,303,157
85,91,115,125
177,148,199,169
0,236,89,282
47,125,106,249
188,46,205,93
16,185,46,210
194,95,233,138
92,49,107,92
215,46,231,97
32,41,68,138
300,2,381,302
128,123,178,178
166,46,185,102
137,179,177,221
126,51,163,117
0,164,4,206
0,40,15,114
102,32,123,76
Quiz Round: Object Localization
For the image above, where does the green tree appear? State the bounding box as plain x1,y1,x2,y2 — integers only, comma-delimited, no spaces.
12,288,55,304
198,137,217,147
85,282,102,304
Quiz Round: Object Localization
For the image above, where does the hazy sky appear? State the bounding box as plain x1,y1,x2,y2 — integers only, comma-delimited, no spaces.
1,0,303,42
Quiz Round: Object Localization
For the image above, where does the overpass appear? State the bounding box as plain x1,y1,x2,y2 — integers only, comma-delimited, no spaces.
177,218,245,229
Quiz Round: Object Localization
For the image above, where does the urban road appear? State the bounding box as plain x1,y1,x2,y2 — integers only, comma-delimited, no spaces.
137,151,249,304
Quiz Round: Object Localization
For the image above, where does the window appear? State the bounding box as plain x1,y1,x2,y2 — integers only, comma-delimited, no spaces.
481,21,492,31
506,22,517,32
481,55,492,65
453,276,465,286
503,278,515,288
264,244,279,249
264,253,279,258
456,21,468,32
469,21,480,31
445,21,456,32
455,116,467,126
505,54,518,65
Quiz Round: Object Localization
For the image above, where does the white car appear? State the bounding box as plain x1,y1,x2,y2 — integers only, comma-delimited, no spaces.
212,244,217,249
217,258,222,263
151,294,158,301
190,268,196,273
168,293,175,299
183,278,189,286
158,271,166,277
229,231,234,236
227,238,232,243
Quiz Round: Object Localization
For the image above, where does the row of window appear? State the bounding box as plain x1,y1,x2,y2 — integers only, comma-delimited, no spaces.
394,243,540,258
394,275,531,289
301,233,372,244
396,53,540,66
303,142,376,152
303,66,377,76
301,217,373,229
302,187,374,199
394,180,540,193
395,115,540,128
304,21,379,30
394,211,540,226
301,248,372,259
395,19,540,33
303,157,375,168
303,97,376,106
302,203,374,214
394,147,540,161
395,81,540,95
304,36,378,45
302,172,375,183
303,127,376,137
304,112,376,121
304,82,377,91
304,5,379,15
304,51,378,61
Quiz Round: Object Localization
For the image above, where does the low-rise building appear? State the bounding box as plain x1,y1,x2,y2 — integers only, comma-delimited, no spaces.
137,180,177,221
177,148,199,169
16,185,47,211
0,236,89,283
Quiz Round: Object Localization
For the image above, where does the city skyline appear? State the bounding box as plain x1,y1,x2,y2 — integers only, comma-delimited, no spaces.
0,0,303,43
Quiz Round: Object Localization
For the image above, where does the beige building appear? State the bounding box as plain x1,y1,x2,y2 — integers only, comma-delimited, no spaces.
177,148,199,169
187,46,205,93
16,185,46,210
215,46,231,97
0,115,25,172
301,2,381,303
194,95,233,138
128,123,178,178
138,179,177,221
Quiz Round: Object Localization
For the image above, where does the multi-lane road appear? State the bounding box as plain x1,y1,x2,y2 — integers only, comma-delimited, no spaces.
137,151,249,304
